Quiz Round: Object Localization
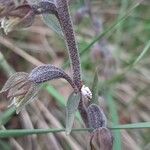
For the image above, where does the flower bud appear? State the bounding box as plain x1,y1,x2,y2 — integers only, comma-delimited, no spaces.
87,104,107,129
28,64,76,89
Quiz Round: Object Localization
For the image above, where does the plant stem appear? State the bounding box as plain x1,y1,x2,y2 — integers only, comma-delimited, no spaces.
55,0,89,127
56,0,82,90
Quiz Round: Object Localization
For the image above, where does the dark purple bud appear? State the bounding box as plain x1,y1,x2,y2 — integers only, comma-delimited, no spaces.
28,64,76,89
87,104,107,130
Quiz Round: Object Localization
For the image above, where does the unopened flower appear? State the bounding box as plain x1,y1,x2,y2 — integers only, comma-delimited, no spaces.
28,64,76,89
87,104,107,129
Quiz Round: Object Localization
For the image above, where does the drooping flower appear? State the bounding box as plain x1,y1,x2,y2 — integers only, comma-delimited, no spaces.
89,127,113,150
0,72,40,114
0,64,76,113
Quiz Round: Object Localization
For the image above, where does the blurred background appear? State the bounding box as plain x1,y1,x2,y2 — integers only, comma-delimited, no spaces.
0,0,150,149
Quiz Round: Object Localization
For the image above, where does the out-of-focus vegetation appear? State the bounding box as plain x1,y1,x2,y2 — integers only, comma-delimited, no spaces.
0,0,150,149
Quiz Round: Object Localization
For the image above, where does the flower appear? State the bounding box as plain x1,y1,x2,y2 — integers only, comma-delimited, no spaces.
0,72,40,114
89,127,113,150
0,64,75,114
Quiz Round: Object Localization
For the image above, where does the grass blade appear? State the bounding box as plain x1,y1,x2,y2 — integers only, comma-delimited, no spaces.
105,91,122,150
132,40,150,66
110,122,150,130
63,0,143,68
0,107,16,126
0,122,149,138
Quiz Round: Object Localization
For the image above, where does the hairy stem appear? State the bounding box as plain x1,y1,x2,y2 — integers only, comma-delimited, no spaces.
56,0,82,90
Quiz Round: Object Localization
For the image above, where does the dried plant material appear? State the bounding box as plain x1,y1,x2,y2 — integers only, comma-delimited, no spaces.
0,0,58,34
28,64,76,89
0,0,26,17
0,4,35,34
89,128,113,150
66,92,80,135
0,72,29,94
87,104,107,129
0,72,40,114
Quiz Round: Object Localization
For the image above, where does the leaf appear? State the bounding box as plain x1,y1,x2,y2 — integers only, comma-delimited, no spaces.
44,84,82,123
65,92,80,135
42,14,64,37
105,90,121,150
91,71,99,104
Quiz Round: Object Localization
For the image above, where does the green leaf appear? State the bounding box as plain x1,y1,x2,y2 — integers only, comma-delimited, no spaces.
132,40,150,66
44,84,83,123
91,71,99,104
105,91,122,150
42,14,64,38
65,92,80,135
